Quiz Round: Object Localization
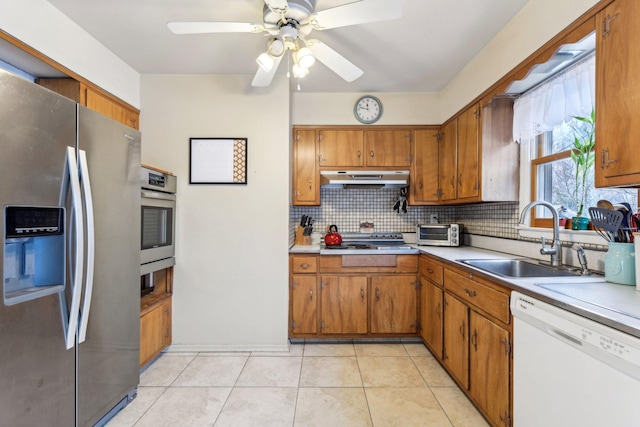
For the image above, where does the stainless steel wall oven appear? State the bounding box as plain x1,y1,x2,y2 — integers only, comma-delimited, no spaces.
141,167,176,277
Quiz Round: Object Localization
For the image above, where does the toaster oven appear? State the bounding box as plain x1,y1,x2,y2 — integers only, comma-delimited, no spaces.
416,223,461,246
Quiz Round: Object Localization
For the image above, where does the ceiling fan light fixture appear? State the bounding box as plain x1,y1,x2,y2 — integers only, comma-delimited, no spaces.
267,37,285,57
292,64,309,78
296,46,315,68
256,52,275,72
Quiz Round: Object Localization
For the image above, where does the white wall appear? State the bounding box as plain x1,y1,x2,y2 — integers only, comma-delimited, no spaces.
292,92,440,125
140,75,291,351
0,0,140,107
440,0,601,121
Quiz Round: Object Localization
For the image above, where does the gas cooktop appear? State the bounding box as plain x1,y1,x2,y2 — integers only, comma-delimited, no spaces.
320,232,418,255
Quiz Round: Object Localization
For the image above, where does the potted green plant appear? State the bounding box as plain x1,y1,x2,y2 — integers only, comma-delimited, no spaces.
570,108,595,230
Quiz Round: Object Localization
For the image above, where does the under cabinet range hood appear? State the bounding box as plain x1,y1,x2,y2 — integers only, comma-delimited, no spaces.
320,170,409,189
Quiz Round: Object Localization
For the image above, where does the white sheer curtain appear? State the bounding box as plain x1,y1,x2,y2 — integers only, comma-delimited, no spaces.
512,53,595,142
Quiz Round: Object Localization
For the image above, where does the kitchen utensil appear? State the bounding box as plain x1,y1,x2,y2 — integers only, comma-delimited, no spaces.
588,207,624,242
597,199,615,210
324,224,342,246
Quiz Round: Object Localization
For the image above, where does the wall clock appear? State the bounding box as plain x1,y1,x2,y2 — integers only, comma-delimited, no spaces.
354,95,382,124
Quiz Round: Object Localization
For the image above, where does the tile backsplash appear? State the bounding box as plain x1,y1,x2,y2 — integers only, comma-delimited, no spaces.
290,188,520,238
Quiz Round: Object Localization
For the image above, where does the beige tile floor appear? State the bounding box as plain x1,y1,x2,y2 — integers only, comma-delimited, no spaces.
107,342,490,427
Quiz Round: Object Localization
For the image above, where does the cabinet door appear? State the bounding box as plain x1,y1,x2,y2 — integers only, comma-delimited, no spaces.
364,130,412,167
595,0,640,187
140,298,171,367
443,293,469,389
318,130,364,167
411,129,440,204
370,275,417,334
469,311,511,427
457,103,480,200
84,86,139,129
320,275,368,334
439,120,458,202
420,277,444,358
161,298,172,350
291,275,317,334
292,129,319,205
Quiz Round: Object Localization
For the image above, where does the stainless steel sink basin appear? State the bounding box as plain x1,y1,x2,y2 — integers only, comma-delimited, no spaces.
459,259,581,278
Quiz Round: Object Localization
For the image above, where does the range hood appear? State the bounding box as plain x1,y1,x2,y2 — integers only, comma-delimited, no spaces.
320,170,409,189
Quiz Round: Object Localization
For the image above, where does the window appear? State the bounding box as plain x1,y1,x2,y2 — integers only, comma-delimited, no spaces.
530,120,637,226
514,49,637,232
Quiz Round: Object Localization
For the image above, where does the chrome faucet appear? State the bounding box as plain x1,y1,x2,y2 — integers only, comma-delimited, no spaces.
519,201,563,267
573,244,590,275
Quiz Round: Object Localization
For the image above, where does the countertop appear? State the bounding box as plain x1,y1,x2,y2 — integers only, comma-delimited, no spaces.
289,243,640,339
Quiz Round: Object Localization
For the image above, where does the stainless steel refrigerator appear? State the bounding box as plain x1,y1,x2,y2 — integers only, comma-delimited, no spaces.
0,69,141,426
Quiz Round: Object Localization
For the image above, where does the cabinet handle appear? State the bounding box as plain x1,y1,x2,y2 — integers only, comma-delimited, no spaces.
375,287,380,301
357,150,362,158
450,176,455,188
436,302,441,319
457,174,462,185
309,288,313,301
459,322,465,338
308,179,312,192
370,150,375,158
418,179,423,190
471,329,478,351
602,12,620,39
427,268,434,274
600,148,619,169
299,263,311,269
360,287,365,302
464,288,477,297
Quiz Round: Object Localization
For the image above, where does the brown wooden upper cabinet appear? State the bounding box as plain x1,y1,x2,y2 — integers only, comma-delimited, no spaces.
36,78,140,129
595,0,640,187
318,130,364,168
439,118,459,203
364,130,412,168
317,128,413,169
410,128,440,205
292,129,320,205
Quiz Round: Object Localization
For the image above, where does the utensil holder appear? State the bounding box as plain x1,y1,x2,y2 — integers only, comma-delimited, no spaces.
605,242,635,286
295,226,311,246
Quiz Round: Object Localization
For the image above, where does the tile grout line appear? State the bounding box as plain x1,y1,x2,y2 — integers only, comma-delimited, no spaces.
209,351,252,427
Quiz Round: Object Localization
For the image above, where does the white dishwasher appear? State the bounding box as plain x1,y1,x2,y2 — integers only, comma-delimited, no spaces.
510,291,640,427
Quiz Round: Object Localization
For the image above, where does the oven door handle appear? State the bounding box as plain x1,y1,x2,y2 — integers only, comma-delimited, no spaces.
142,190,176,202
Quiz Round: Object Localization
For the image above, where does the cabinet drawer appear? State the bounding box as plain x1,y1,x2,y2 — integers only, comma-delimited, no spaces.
292,256,318,273
319,255,418,273
420,255,443,286
444,269,510,324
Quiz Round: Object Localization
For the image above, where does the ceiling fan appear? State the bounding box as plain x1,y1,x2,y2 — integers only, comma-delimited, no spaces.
167,0,403,87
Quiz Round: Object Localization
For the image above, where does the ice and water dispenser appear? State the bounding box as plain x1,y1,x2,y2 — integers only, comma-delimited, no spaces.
3,206,65,305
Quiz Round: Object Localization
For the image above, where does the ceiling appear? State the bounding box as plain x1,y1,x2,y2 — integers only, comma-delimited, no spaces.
43,0,529,93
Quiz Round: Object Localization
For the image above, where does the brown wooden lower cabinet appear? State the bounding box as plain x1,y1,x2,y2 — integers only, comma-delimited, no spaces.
370,275,418,334
442,292,470,389
419,275,444,358
419,254,512,427
140,297,172,367
288,254,419,338
469,310,511,427
320,275,368,334
291,275,318,334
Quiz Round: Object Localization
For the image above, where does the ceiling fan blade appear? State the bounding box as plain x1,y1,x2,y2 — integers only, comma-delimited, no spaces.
311,0,402,30
167,21,260,34
264,0,289,12
307,40,363,82
251,55,284,87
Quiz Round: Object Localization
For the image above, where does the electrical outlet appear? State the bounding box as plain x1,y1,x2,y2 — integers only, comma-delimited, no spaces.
430,214,438,224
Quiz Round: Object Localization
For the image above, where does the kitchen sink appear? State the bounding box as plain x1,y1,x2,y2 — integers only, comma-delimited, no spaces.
458,259,581,278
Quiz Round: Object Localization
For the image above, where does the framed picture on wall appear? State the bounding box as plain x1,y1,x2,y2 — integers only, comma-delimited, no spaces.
189,137,247,184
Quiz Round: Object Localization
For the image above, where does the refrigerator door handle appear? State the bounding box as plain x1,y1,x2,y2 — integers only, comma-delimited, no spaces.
78,149,95,343
61,146,84,350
